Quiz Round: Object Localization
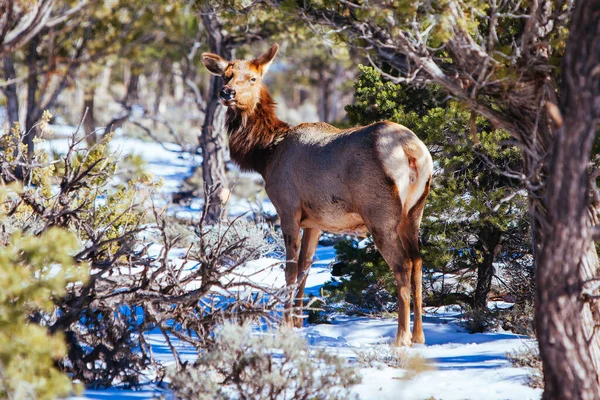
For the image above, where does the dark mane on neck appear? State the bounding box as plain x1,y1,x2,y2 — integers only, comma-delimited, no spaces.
225,86,289,174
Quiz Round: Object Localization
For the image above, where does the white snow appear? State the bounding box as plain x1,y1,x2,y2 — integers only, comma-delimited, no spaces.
306,315,540,399
43,129,541,400
81,299,541,400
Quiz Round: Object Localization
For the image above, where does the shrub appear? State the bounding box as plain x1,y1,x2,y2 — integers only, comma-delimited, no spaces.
461,306,500,333
0,186,88,399
506,342,543,388
167,323,361,400
461,300,535,336
1,119,157,386
497,301,535,337
1,118,288,388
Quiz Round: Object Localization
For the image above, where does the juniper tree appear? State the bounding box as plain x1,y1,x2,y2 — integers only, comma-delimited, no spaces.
344,65,528,310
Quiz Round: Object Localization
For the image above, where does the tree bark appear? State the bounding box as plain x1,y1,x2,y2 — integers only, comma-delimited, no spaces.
317,70,333,123
536,2,600,398
124,67,139,106
24,34,40,160
199,11,230,224
105,68,139,133
330,63,345,122
474,226,502,310
82,86,96,145
2,54,19,130
153,61,167,128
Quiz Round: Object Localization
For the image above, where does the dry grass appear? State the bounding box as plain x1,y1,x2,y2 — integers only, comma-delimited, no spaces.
506,342,543,389
354,344,433,379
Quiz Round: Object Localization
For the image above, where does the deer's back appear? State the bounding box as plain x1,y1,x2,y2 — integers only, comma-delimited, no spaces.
264,121,432,233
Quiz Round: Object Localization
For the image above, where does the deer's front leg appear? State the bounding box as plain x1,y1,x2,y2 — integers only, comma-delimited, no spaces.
281,214,301,326
294,228,321,328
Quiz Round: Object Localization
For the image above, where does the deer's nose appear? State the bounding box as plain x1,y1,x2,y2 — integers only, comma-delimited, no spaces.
220,87,236,101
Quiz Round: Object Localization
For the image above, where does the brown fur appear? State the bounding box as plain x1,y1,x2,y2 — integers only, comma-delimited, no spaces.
201,44,434,346
226,87,289,173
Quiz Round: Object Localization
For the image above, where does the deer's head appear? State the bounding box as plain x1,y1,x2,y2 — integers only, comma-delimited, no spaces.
201,44,279,111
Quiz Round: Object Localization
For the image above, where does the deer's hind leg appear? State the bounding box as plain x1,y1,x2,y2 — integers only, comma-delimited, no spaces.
399,219,424,344
366,219,413,347
400,178,430,344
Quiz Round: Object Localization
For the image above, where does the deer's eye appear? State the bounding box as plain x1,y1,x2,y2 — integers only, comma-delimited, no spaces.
250,77,257,83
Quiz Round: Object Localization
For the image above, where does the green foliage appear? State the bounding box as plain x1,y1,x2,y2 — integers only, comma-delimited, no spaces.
73,1,185,76
324,237,396,310
0,189,88,399
345,66,442,124
167,323,361,400
0,119,159,386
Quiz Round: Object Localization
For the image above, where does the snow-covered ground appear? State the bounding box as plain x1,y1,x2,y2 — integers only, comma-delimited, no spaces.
44,128,541,400
81,246,541,400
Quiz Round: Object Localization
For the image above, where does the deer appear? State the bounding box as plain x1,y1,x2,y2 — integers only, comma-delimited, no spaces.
201,44,433,346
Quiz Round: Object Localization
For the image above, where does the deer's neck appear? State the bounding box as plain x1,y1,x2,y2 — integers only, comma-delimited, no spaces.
225,87,289,175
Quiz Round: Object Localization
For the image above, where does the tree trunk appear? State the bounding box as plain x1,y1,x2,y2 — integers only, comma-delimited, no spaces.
536,2,600,399
473,226,502,310
200,11,230,224
124,66,139,106
332,64,346,122
200,64,229,224
317,71,333,123
105,68,139,133
153,61,167,128
2,54,20,179
2,54,19,130
82,86,96,145
24,34,40,159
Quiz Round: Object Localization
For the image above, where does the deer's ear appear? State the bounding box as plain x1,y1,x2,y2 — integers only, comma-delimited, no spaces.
252,43,279,75
201,53,229,75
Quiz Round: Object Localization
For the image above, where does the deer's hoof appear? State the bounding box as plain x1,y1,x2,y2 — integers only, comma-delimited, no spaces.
411,332,425,344
293,318,304,329
394,334,412,347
